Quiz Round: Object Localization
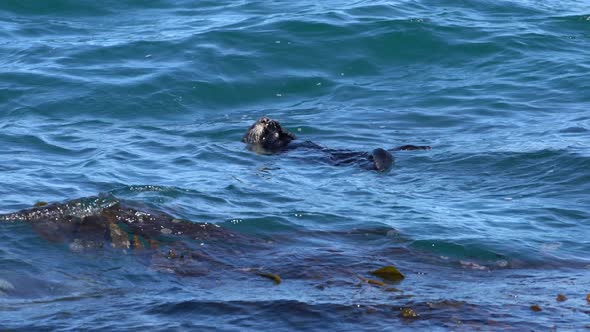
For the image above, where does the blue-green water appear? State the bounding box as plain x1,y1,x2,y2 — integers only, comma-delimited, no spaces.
1,0,589,330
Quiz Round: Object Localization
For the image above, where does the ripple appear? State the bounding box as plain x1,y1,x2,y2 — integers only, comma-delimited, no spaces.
1,0,590,330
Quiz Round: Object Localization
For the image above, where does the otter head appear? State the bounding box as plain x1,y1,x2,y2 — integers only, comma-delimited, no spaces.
369,148,393,172
242,116,296,150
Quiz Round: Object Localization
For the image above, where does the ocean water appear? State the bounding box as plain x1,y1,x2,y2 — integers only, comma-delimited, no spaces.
1,0,589,330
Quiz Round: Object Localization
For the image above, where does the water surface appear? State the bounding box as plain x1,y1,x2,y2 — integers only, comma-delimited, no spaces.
1,0,589,330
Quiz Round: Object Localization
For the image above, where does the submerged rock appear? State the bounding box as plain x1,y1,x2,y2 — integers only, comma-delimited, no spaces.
0,195,234,248
0,194,245,277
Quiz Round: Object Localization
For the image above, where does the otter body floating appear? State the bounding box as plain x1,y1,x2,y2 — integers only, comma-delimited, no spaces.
243,116,430,172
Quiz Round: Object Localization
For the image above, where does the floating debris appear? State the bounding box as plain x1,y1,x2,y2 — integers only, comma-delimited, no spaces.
384,287,401,292
556,294,567,302
358,276,385,287
34,201,48,207
370,266,405,281
587,293,590,303
530,304,542,312
399,307,419,319
257,272,281,284
166,249,179,259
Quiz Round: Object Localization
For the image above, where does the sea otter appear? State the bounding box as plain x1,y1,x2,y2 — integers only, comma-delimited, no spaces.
243,116,430,171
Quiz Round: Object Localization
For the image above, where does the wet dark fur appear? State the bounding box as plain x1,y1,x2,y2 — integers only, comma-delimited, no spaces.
243,116,430,172
242,116,296,150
